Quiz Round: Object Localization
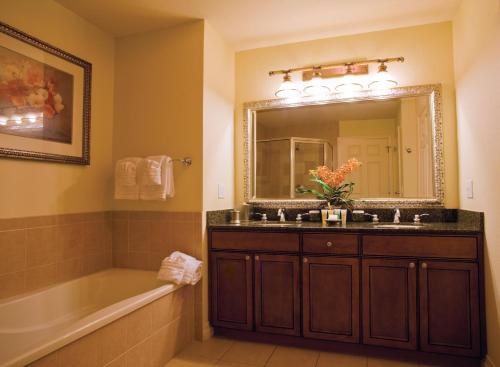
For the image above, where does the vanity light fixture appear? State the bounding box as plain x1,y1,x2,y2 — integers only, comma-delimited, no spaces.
335,64,364,93
269,57,404,96
275,72,301,98
303,68,331,96
368,61,398,90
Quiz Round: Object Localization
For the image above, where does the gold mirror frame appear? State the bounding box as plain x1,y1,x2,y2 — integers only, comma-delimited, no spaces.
243,84,444,208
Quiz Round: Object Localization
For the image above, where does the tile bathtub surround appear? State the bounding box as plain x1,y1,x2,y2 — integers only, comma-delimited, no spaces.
28,284,195,367
0,212,112,299
112,211,202,271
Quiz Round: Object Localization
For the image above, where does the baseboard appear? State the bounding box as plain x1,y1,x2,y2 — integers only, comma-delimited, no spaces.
483,355,498,367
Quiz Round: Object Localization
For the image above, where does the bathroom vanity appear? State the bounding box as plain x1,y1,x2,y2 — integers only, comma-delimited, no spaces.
208,220,485,362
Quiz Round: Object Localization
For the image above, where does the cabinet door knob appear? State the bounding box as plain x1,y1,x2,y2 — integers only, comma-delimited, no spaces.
303,258,308,263
255,255,260,261
409,262,415,269
326,241,333,247
245,255,250,261
422,262,428,269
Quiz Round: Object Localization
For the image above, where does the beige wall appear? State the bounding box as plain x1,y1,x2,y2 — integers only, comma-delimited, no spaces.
339,119,396,137
453,0,500,364
235,22,458,207
203,22,235,212
113,21,205,213
200,21,235,339
0,0,115,218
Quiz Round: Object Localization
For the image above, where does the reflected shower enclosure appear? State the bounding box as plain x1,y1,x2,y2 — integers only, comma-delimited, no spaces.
256,137,332,198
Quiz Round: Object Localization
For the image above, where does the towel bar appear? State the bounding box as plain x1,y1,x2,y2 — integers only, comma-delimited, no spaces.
172,157,192,166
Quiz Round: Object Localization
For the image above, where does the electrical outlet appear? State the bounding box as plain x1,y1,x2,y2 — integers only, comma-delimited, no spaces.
466,179,474,199
218,184,225,199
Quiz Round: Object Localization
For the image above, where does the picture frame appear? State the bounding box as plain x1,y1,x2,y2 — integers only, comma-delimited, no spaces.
0,21,91,165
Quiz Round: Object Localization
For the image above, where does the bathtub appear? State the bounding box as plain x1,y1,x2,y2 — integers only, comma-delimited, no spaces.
0,268,182,367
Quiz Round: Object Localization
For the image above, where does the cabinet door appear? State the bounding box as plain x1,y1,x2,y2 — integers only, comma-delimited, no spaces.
362,258,417,349
303,256,360,343
420,261,481,356
210,252,253,330
254,254,300,335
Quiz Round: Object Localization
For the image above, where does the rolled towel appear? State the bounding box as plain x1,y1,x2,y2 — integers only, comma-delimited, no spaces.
115,157,142,200
157,251,202,285
157,259,185,285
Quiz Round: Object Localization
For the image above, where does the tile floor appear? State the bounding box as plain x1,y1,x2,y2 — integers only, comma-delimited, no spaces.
164,337,436,367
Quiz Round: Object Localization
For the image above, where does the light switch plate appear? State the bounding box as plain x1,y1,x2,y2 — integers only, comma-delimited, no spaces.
465,179,474,199
218,184,225,199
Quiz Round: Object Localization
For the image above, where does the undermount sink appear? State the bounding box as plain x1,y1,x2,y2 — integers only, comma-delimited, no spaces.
253,221,297,227
373,224,424,229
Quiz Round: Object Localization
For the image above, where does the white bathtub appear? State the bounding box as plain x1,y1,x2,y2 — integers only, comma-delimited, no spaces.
0,268,180,367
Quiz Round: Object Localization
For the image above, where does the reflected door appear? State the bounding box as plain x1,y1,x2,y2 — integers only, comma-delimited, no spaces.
337,137,391,198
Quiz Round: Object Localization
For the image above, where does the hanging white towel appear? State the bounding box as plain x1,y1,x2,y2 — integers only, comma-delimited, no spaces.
143,159,162,186
115,157,142,199
157,251,202,285
140,155,175,200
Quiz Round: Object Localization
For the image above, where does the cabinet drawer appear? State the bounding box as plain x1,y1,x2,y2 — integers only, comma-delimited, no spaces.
303,233,359,255
211,231,299,252
362,235,477,259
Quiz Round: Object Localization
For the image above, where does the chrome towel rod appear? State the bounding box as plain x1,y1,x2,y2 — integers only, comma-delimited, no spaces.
172,157,192,167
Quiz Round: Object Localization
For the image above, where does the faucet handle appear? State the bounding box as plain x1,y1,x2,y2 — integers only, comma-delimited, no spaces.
414,213,430,223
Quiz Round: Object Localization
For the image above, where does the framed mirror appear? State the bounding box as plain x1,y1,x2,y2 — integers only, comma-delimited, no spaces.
243,84,444,208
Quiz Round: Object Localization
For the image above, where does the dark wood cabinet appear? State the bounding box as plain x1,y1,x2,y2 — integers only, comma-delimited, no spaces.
210,252,253,330
362,258,417,350
303,256,359,342
420,260,481,357
254,254,300,335
209,229,485,361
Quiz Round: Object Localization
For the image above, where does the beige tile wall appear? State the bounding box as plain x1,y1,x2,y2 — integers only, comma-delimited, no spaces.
112,211,202,271
28,284,195,367
0,212,113,299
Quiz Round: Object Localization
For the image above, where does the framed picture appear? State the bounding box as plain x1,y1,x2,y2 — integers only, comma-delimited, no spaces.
0,21,91,165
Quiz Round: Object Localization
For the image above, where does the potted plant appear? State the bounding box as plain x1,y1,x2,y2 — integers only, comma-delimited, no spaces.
296,158,362,208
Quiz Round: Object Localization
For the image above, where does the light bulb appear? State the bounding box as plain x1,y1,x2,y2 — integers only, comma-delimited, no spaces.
25,114,37,123
303,70,330,96
275,73,301,98
0,116,7,126
368,63,398,90
12,115,22,124
335,65,364,93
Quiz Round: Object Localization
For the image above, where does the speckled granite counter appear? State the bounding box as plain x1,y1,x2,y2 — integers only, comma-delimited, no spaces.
207,209,483,235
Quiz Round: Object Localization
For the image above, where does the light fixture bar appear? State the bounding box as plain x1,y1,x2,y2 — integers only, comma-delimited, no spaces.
268,57,404,76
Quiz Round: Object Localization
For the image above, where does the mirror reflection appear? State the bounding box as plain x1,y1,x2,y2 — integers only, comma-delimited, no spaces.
254,96,434,200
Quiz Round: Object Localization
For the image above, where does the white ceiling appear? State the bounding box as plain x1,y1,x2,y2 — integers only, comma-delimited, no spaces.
54,0,460,50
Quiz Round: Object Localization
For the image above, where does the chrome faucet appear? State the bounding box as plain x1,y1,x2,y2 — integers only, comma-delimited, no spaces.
393,208,401,224
413,213,430,224
277,208,286,222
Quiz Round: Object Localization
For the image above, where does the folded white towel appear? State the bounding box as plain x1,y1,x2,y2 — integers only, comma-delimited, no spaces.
140,155,175,200
115,158,143,199
157,251,202,285
143,159,162,186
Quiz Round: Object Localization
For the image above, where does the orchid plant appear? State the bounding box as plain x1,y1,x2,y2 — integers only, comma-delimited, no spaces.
296,158,362,208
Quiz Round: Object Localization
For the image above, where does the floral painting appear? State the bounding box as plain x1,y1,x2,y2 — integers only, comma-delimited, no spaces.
0,21,91,165
0,46,74,143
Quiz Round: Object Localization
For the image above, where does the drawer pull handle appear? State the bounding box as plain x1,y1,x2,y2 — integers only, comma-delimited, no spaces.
409,262,415,269
326,241,333,247
303,258,308,263
422,262,428,269
255,255,260,261
245,255,250,261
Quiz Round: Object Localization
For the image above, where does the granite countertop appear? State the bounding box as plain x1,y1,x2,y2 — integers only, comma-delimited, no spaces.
208,220,482,235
